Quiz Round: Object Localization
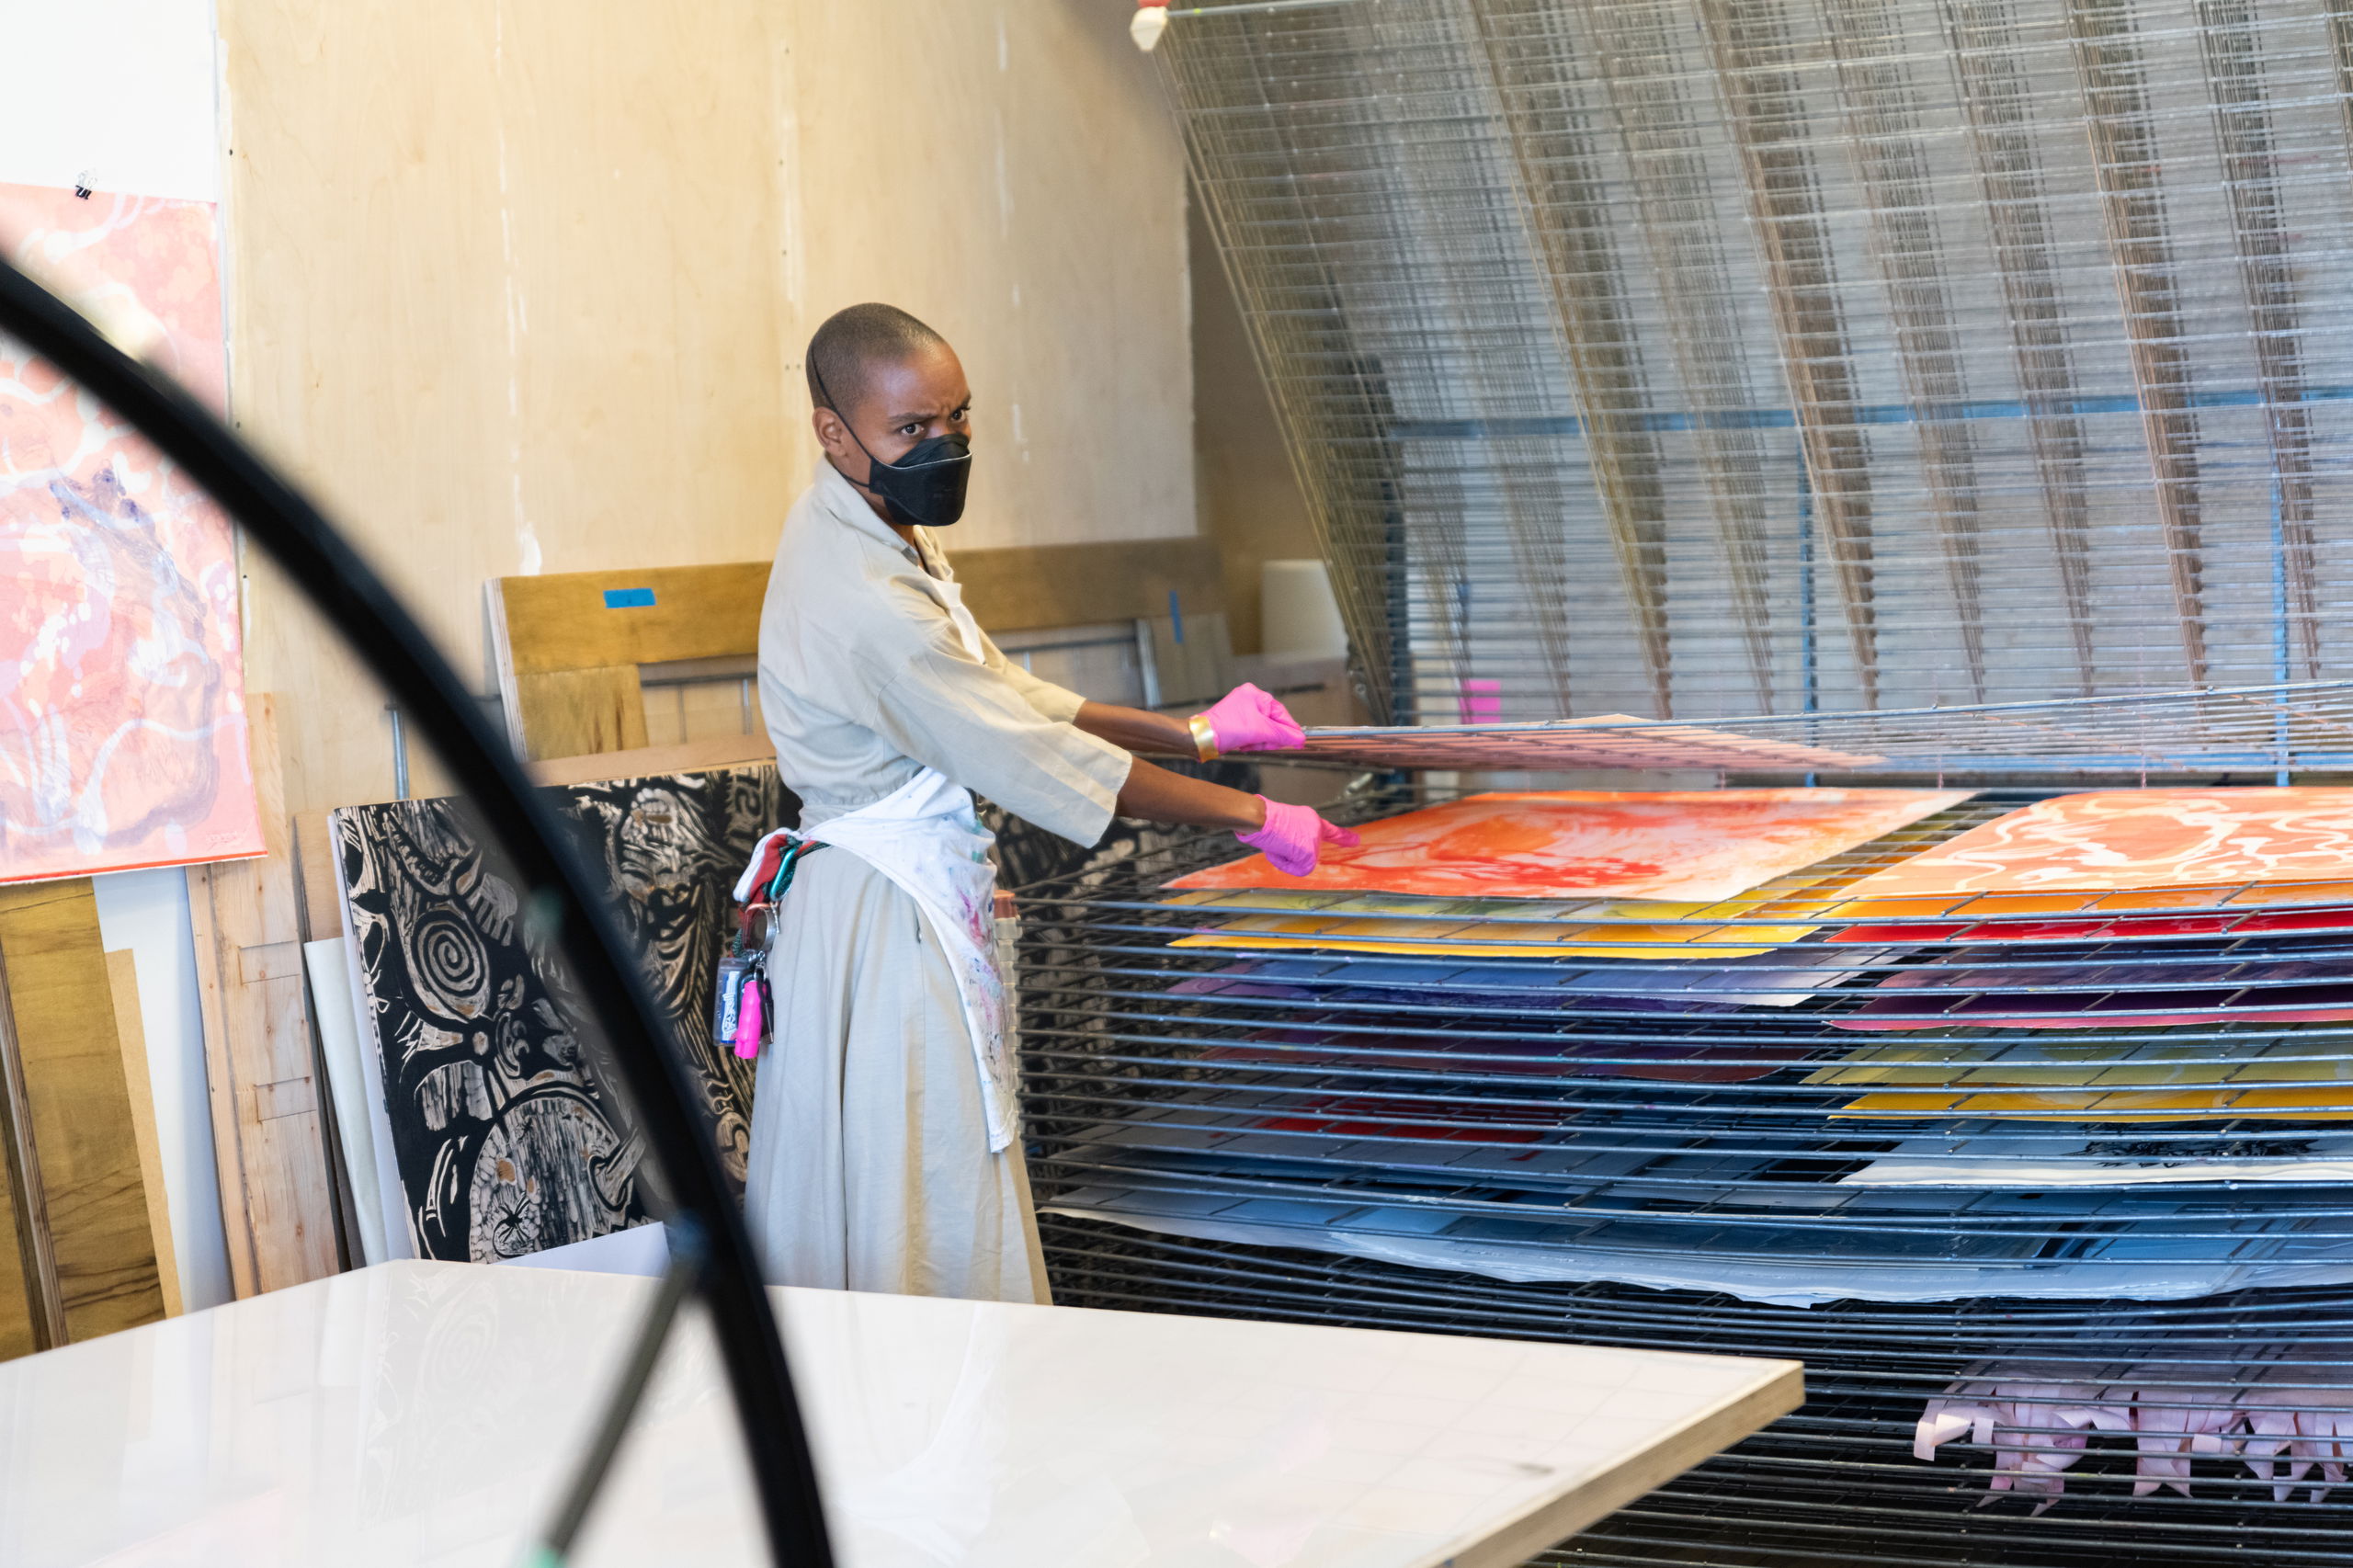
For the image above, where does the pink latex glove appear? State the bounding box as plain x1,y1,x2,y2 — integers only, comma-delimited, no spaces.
1199,682,1305,755
1235,797,1359,877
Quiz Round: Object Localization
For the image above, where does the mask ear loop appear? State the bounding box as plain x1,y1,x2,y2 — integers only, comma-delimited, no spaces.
811,358,893,503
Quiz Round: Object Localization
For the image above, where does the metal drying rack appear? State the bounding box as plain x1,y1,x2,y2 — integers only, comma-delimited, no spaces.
1008,764,2353,1565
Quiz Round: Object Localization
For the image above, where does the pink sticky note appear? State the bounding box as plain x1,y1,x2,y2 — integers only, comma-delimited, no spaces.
1459,677,1502,724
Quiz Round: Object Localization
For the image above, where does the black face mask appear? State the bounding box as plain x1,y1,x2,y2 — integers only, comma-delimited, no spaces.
813,360,973,528
860,431,972,529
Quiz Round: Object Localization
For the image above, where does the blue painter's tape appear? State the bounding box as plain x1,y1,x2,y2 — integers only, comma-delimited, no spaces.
603,587,657,609
1168,589,1185,645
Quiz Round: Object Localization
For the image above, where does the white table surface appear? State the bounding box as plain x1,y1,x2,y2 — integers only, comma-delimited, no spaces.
0,1260,1799,1568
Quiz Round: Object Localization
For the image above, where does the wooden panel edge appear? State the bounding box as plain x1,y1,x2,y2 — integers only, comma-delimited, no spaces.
1452,1361,1805,1568
528,733,779,788
183,863,259,1301
484,577,529,756
290,810,344,940
103,949,182,1318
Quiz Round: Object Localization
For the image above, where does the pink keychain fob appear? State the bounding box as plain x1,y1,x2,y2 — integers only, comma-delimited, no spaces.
732,974,766,1059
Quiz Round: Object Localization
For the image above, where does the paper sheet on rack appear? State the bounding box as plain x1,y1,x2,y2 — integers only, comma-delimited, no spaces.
1172,947,1904,1009
1814,1036,2353,1119
1165,872,1836,959
1199,1027,1799,1083
1165,788,1974,903
1829,944,2353,1030
1832,790,2353,908
1843,1133,2353,1187
1828,898,2353,948
1043,1183,2353,1306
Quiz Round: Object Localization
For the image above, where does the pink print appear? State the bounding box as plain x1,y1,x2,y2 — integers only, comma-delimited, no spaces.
1,183,261,882
1842,789,2353,901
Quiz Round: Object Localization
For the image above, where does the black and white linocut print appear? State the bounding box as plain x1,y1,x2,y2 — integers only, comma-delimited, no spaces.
333,765,795,1262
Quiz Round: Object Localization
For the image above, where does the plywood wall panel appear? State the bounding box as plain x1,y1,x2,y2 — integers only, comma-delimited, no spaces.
220,0,794,817
220,0,1193,820
782,0,1193,553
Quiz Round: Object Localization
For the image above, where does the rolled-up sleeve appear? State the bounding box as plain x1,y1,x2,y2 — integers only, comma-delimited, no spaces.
869,641,1132,846
978,631,1089,724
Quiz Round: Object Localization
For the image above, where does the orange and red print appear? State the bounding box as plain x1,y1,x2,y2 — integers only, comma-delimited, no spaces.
1165,788,1973,903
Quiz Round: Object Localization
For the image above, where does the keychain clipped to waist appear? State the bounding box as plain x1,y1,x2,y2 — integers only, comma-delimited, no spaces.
717,833,827,1060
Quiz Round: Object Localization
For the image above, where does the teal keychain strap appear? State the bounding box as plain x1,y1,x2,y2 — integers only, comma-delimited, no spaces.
736,838,829,953
767,838,827,903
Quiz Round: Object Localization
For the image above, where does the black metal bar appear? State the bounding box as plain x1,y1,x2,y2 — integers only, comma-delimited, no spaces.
0,254,833,1566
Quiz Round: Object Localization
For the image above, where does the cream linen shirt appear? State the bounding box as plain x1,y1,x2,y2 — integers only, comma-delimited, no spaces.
756,461,1133,843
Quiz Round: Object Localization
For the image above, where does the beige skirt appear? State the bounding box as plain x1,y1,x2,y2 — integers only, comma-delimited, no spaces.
742,844,1050,1303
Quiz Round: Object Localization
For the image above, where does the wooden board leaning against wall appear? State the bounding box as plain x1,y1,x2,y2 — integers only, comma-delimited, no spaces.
0,878,170,1358
186,696,345,1297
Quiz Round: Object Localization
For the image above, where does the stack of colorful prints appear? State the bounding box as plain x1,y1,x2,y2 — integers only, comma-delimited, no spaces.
1149,790,1973,1096
1807,791,2353,1107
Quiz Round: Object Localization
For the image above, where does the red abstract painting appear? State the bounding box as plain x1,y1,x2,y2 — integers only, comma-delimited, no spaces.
1,184,261,882
1165,789,1973,902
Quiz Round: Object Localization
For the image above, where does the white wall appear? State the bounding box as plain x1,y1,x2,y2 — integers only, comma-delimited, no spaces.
0,0,221,200
5,0,234,1313
90,871,233,1312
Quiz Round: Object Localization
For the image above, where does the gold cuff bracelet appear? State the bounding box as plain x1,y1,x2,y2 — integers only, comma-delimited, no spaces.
1189,713,1220,762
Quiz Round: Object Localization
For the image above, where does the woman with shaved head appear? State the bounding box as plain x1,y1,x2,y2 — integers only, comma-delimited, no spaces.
741,302,1355,1302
